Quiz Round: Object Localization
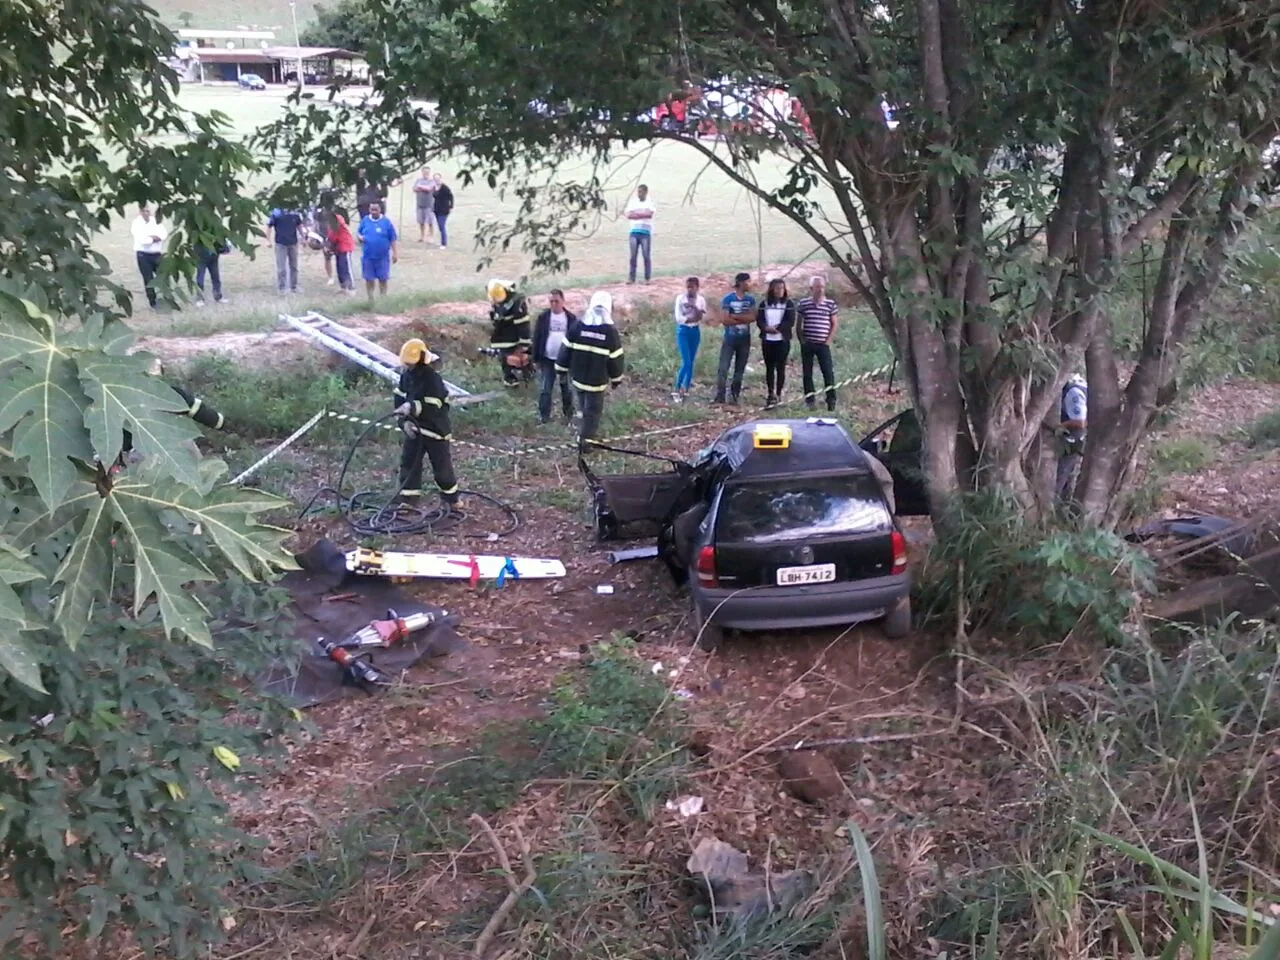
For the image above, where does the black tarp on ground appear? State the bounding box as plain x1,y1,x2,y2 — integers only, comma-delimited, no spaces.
261,539,467,707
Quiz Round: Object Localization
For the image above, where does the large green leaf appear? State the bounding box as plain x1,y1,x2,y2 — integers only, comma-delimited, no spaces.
114,468,296,580
107,488,215,646
0,541,44,629
51,496,113,649
0,301,94,507
0,632,46,694
77,354,201,487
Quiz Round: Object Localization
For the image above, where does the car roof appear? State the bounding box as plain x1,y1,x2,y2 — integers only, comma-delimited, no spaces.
710,418,872,481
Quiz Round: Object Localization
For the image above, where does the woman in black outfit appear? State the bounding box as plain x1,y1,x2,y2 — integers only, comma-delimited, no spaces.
756,278,796,408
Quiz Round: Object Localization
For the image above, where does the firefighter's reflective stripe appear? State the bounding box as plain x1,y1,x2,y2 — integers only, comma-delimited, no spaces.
568,342,623,358
437,481,459,494
189,398,202,416
490,339,521,348
213,412,225,430
417,428,451,441
399,489,424,498
573,380,609,392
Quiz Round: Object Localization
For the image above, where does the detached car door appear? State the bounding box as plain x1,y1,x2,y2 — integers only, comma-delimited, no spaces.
708,472,898,588
859,410,930,517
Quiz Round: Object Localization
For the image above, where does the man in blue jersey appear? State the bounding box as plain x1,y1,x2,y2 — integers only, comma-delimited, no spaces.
357,201,399,303
713,272,756,405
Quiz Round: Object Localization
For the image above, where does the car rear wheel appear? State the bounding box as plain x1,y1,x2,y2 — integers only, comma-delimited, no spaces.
882,596,912,639
693,603,724,652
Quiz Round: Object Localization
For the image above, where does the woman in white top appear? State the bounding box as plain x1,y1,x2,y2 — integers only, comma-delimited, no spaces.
672,276,706,402
755,278,796,408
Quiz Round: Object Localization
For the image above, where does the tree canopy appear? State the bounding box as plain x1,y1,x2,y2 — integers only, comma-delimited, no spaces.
0,0,295,951
265,0,1280,524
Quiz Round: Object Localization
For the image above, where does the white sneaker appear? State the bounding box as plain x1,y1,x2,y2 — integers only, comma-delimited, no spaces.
671,392,682,403
327,277,336,286
195,300,206,308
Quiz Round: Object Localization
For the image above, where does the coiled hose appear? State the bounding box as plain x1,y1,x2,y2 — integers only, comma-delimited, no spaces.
298,412,520,538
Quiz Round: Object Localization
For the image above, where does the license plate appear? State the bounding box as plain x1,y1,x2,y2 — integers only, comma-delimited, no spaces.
775,563,836,586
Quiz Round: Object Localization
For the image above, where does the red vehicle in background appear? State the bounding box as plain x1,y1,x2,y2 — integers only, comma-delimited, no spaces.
653,85,698,132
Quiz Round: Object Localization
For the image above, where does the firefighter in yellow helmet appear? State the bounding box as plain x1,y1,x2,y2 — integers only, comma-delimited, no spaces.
392,338,460,507
486,278,531,386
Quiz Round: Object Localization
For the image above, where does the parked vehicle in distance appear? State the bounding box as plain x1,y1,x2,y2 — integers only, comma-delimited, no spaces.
581,415,929,649
238,73,267,90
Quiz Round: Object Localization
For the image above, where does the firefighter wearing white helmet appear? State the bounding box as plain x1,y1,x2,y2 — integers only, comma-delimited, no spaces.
393,338,459,508
486,278,531,386
1057,372,1088,502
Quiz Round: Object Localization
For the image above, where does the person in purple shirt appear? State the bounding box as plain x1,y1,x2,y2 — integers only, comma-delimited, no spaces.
357,201,399,303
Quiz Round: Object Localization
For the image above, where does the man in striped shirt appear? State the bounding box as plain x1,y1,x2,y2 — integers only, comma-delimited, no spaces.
796,276,839,411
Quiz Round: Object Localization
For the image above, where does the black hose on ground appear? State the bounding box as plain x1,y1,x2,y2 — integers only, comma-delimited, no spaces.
298,412,520,538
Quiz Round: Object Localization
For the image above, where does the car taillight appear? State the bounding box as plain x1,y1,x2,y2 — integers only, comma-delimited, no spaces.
891,531,907,573
696,545,718,586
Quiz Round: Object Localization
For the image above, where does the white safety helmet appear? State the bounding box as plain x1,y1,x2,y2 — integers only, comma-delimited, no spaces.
1068,373,1087,389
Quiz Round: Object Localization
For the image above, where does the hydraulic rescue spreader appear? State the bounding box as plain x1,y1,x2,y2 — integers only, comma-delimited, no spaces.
316,608,445,690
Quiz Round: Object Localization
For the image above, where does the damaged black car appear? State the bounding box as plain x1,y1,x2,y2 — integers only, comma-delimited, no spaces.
580,413,927,649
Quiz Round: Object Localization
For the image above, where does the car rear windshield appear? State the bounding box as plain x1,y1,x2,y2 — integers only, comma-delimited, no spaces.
716,474,891,544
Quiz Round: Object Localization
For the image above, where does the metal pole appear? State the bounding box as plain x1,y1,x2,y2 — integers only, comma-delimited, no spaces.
289,0,303,90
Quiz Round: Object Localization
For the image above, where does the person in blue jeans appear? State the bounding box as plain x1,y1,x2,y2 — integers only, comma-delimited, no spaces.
672,276,706,402
357,201,399,303
713,272,756,405
624,184,654,282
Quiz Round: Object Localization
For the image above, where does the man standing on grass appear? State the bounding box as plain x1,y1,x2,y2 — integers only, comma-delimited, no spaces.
130,204,167,310
796,275,840,411
433,173,454,249
413,166,438,243
1057,374,1088,502
355,168,389,219
193,238,230,306
358,201,399,302
267,207,303,294
624,184,654,283
713,272,756,405
532,288,577,423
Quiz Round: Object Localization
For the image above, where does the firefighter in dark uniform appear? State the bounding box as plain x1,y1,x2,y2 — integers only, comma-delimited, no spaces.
487,279,531,386
393,338,460,508
555,291,624,446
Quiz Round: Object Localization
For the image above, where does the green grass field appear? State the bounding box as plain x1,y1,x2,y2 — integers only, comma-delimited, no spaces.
149,0,322,31
108,87,836,336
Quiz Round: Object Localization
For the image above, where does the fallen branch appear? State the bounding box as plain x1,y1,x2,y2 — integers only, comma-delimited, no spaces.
782,728,954,751
469,815,537,958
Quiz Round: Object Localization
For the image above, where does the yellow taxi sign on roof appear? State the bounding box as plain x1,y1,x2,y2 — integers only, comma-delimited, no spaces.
753,423,792,449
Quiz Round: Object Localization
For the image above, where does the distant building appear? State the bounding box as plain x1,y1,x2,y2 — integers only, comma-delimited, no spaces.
176,28,277,48
182,44,365,85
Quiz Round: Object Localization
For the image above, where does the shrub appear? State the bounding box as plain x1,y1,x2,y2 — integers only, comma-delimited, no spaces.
918,490,1154,646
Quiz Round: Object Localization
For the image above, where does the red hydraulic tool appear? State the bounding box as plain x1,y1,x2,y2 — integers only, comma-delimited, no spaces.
316,608,446,690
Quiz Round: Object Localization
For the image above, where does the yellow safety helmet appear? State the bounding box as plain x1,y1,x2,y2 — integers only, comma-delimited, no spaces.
486,279,508,303
398,338,428,365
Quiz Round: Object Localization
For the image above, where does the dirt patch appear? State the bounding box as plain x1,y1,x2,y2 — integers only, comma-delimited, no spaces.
136,261,833,369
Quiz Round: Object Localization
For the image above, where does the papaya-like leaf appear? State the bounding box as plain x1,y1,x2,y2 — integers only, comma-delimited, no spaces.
51,496,113,649
77,354,201,487
0,305,94,508
114,469,296,580
0,632,46,694
107,485,215,646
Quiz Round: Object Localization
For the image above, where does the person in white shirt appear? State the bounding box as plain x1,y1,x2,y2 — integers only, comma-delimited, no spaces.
672,276,706,401
624,184,655,283
130,204,168,309
756,278,797,408
532,289,578,423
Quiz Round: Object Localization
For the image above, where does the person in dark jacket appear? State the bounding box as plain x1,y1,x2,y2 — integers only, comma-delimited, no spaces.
756,278,796,408
487,279,531,386
393,338,460,508
355,168,390,219
531,288,577,423
194,239,231,305
555,291,624,445
433,174,454,248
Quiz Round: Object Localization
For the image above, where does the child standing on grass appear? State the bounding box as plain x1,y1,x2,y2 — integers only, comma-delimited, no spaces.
326,212,356,293
672,276,706,402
